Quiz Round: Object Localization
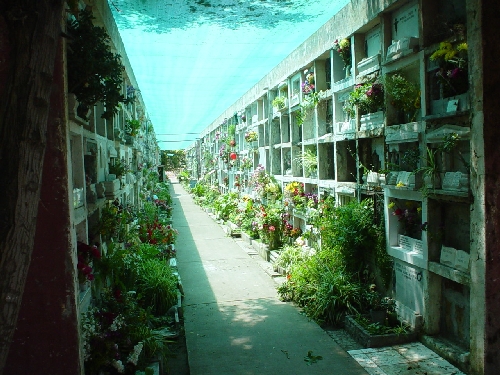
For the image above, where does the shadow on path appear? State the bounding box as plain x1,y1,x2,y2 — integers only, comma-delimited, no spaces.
169,177,368,375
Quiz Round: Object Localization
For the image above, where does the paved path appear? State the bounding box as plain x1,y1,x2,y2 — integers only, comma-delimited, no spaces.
170,179,368,375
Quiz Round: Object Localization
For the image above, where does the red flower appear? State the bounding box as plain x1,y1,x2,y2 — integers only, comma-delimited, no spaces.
393,208,403,216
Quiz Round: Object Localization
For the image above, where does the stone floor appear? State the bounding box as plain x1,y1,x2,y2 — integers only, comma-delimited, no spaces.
346,343,467,375
233,237,468,375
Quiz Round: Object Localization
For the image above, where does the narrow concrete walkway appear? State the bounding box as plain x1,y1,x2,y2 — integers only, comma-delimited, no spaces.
170,178,368,375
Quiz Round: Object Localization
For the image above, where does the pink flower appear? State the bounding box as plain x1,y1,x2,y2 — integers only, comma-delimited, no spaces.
269,226,275,232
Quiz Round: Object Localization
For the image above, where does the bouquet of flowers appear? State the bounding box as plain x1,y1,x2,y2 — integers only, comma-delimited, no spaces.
245,131,258,142
334,38,352,68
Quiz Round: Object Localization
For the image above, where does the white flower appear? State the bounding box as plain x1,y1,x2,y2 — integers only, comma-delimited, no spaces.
127,342,144,366
110,314,124,331
112,359,125,373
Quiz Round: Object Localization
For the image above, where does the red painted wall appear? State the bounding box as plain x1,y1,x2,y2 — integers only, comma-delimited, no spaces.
5,35,81,375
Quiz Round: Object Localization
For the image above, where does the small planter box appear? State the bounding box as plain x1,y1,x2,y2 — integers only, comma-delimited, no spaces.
345,315,418,348
252,240,270,261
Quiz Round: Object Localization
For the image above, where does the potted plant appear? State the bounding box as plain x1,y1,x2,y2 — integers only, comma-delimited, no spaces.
295,148,318,178
364,285,396,324
66,9,132,119
383,73,421,124
272,96,286,110
244,130,258,145
109,158,129,179
125,119,141,137
412,147,441,190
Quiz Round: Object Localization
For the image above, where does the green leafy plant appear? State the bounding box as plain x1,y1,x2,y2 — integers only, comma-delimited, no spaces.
412,147,441,190
125,119,141,137
67,9,131,119
384,73,420,122
295,148,318,177
109,158,129,178
272,96,286,109
136,259,178,316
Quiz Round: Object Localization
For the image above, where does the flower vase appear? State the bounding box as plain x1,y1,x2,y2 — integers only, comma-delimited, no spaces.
345,65,351,78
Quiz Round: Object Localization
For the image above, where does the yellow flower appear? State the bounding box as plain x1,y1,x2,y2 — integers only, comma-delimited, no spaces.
388,202,395,209
417,207,422,213
456,43,468,52
396,181,405,188
339,38,350,48
444,50,457,61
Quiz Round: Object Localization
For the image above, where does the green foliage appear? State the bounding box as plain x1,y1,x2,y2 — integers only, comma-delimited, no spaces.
353,314,411,335
109,158,129,178
125,119,141,136
384,73,420,120
213,192,239,221
67,9,131,119
272,96,286,109
278,198,392,325
136,259,178,315
318,199,378,276
274,244,313,273
295,147,318,176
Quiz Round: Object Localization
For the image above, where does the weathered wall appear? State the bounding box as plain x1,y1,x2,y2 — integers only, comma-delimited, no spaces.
4,34,81,374
479,0,500,373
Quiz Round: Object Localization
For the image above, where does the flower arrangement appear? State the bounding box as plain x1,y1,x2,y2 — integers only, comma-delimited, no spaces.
301,70,315,94
81,289,165,374
284,181,306,209
138,219,178,246
245,130,258,142
77,241,101,283
234,175,241,188
255,203,284,249
430,41,468,97
240,156,253,171
343,79,384,118
388,200,427,238
334,38,352,68
282,217,302,242
249,165,272,197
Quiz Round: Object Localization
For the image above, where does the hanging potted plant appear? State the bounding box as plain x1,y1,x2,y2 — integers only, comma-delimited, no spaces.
66,9,132,119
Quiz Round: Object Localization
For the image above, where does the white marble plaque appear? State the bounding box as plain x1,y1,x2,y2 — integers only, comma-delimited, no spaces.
446,99,459,112
394,260,424,314
392,4,419,40
387,172,399,185
442,171,462,190
413,239,423,254
454,250,470,273
366,27,381,57
399,235,413,251
440,246,456,267
397,171,414,187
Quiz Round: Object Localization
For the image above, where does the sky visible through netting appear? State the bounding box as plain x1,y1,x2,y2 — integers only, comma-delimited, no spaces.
110,0,350,149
